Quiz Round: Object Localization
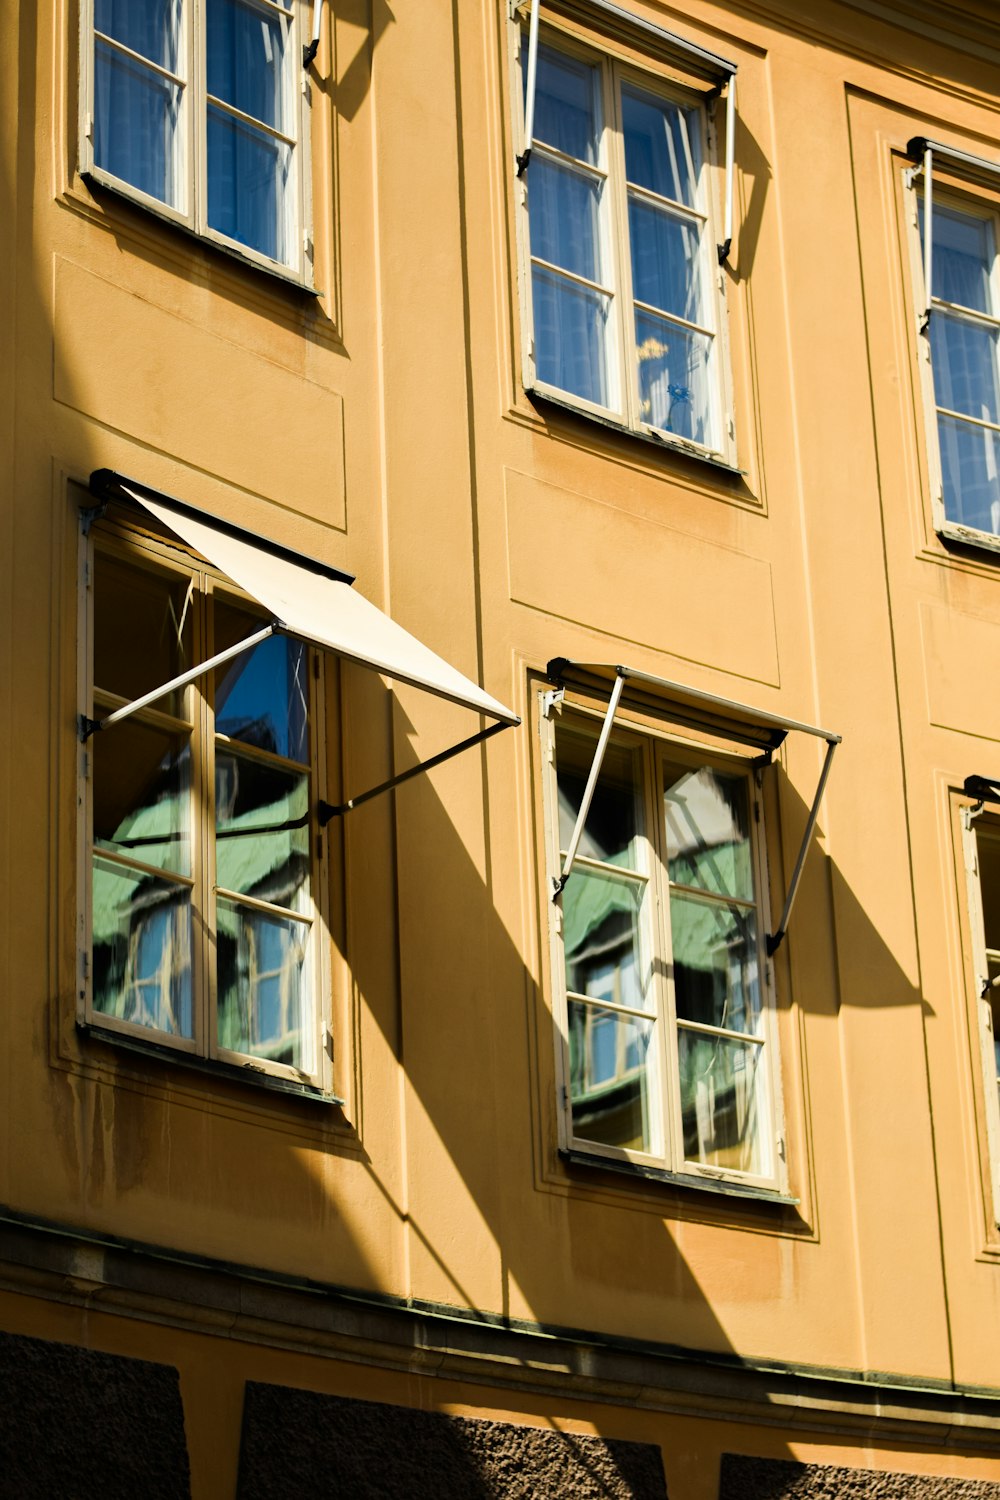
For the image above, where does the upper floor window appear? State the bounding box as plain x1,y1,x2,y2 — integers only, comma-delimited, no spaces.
513,16,736,462
81,0,311,279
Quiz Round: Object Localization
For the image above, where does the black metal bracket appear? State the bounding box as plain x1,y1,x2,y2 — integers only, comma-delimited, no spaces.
302,38,319,66
516,147,532,178
79,501,108,536
79,714,102,742
318,719,514,825
717,237,732,266
964,775,1000,807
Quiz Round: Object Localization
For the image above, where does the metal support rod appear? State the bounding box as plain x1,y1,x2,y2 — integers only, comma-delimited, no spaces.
718,73,736,265
766,737,839,956
80,624,279,740
303,0,323,66
317,719,512,824
553,671,626,900
516,0,541,177
921,143,933,330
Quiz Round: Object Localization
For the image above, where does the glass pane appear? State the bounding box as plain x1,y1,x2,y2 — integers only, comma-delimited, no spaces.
622,87,701,210
555,729,640,868
563,870,649,1010
663,761,753,899
937,413,1000,535
94,721,191,877
95,0,182,71
207,0,291,133
629,198,705,325
930,312,1000,424
980,832,1000,953
990,968,1000,1081
217,897,308,1067
94,41,182,207
529,158,604,283
532,266,612,408
678,1029,766,1174
921,202,993,312
215,599,309,763
568,1001,654,1151
215,748,310,906
94,552,193,715
531,46,600,165
670,893,761,1034
207,105,292,263
92,857,193,1037
635,309,714,445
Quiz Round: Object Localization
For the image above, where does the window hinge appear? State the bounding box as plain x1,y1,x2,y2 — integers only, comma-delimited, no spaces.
81,950,90,981
541,687,564,720
560,1085,569,1110
777,1135,786,1162
81,748,89,779
325,1025,335,1061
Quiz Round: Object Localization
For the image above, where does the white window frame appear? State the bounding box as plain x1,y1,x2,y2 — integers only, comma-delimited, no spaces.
77,515,333,1093
510,8,737,466
906,139,1000,554
540,691,787,1193
79,0,314,285
963,799,1000,1219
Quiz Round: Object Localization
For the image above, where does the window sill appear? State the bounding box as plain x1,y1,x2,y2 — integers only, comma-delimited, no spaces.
525,387,745,479
938,521,1000,560
560,1148,798,1206
80,171,322,300
78,1021,343,1107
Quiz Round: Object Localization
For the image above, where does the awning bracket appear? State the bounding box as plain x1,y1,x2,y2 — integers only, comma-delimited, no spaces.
318,719,510,823
516,0,541,177
303,0,323,67
79,623,281,741
964,774,1000,808
717,72,736,265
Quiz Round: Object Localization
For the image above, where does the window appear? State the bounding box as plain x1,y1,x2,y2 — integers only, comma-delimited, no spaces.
514,20,735,459
963,792,1000,1214
81,521,331,1087
81,0,310,278
544,704,783,1188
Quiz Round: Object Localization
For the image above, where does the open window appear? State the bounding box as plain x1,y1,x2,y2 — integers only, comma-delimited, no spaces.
906,138,1000,551
541,662,839,1193
511,0,738,463
78,472,518,1094
80,0,317,282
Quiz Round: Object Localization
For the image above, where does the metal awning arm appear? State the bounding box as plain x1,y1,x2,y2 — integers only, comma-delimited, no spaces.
79,623,280,741
718,71,736,265
516,0,541,177
303,0,323,66
317,718,514,824
552,671,626,900
766,735,840,956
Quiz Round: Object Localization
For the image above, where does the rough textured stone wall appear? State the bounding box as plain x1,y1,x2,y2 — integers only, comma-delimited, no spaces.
237,1383,669,1498
720,1455,1000,1498
0,1329,190,1499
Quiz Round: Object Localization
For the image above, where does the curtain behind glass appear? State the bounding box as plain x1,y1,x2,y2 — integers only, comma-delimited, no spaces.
93,0,184,208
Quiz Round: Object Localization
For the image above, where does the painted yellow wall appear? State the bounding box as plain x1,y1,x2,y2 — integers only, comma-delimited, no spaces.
3,0,1000,1489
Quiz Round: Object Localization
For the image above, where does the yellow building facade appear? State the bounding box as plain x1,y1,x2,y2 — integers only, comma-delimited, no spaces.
3,0,1000,1494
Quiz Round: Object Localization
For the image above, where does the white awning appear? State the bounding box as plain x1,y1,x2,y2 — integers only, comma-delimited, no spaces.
545,659,840,955
81,472,519,815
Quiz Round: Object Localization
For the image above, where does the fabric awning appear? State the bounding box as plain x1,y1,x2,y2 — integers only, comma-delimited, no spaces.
545,659,841,956
81,471,519,815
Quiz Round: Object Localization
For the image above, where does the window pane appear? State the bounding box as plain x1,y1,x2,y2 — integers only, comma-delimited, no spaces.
92,857,193,1037
217,897,308,1067
923,203,993,312
622,87,701,210
568,1001,654,1151
215,749,310,906
563,870,649,1010
207,106,292,263
94,552,193,715
531,46,600,165
215,600,309,763
678,1029,767,1175
95,0,182,71
94,41,183,207
980,833,1000,953
532,266,612,408
556,730,640,867
94,721,191,877
529,158,604,283
663,762,753,900
937,413,1000,535
635,309,713,445
207,0,291,133
629,198,705,325
670,893,761,1034
930,312,1000,424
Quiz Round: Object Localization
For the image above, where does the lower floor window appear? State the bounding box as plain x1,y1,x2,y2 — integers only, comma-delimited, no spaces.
965,804,1000,1212
547,707,783,1187
83,523,329,1087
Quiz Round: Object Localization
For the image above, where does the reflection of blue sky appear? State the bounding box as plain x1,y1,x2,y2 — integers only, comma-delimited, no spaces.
217,634,307,761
